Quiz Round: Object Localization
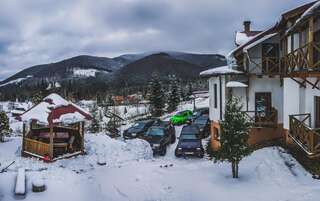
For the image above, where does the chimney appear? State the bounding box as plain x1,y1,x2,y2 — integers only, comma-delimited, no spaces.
243,21,251,32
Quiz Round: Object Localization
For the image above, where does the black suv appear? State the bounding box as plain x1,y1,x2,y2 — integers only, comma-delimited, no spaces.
144,123,176,156
175,125,204,158
123,120,155,140
193,115,210,138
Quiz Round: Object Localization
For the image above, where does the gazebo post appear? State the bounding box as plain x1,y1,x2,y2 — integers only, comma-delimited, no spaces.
49,123,54,160
22,122,26,155
80,121,85,154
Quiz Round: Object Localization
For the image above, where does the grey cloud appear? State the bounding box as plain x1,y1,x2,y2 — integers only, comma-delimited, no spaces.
0,0,314,80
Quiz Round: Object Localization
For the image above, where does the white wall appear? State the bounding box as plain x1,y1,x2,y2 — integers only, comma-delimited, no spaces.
231,87,247,110
283,77,320,129
208,76,226,122
305,78,320,128
283,78,300,129
247,77,284,123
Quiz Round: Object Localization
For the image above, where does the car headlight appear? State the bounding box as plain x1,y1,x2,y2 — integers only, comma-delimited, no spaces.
131,133,136,136
196,148,201,150
178,148,182,150
200,128,204,132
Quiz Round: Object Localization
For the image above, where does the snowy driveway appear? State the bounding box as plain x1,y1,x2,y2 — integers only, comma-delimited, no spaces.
1,126,320,201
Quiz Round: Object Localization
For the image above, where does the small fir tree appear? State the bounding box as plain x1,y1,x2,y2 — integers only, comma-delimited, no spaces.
186,83,193,101
89,104,100,133
215,96,252,178
149,75,165,117
32,92,44,105
0,111,10,142
167,75,180,113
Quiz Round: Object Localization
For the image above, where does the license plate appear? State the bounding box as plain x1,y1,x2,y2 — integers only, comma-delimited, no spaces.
185,152,194,155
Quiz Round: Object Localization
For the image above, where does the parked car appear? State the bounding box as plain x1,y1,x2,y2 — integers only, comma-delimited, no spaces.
193,115,210,138
187,107,209,122
152,120,176,143
170,110,193,125
123,120,155,140
175,125,204,158
144,125,176,156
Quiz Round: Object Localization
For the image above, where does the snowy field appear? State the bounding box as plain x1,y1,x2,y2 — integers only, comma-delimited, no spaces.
1,130,320,200
1,97,320,201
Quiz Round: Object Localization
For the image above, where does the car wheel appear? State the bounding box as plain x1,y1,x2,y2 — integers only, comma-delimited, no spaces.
198,153,204,158
175,150,181,158
160,146,167,156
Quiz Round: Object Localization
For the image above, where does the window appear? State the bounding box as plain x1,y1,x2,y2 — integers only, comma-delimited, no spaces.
214,84,217,108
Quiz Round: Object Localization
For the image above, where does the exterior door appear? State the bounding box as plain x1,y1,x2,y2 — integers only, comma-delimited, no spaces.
315,96,320,128
255,92,272,119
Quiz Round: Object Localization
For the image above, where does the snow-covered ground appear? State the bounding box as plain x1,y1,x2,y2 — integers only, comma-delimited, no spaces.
1,97,320,201
1,130,320,201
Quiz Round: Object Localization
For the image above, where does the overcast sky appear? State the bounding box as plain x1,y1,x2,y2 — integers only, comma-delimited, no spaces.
0,0,314,80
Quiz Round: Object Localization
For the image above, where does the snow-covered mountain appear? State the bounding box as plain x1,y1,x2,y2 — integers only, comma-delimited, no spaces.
0,52,226,100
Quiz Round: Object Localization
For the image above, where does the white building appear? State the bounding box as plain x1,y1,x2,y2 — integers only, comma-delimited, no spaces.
202,1,320,158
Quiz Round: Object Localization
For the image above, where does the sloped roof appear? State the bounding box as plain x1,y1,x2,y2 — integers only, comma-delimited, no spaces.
19,93,92,125
243,33,278,53
226,81,248,88
229,1,318,59
235,31,262,46
287,1,320,34
200,66,243,77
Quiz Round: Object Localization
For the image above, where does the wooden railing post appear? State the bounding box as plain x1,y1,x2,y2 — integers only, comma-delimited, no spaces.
308,17,314,67
49,124,54,159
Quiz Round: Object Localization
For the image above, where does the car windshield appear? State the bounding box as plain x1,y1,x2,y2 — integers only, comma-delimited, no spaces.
147,128,164,136
181,134,198,140
133,122,146,129
194,118,207,125
182,126,198,134
176,111,188,116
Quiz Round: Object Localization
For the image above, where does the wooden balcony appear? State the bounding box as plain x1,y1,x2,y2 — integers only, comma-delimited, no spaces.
283,41,320,76
244,108,278,128
248,57,283,75
289,114,320,157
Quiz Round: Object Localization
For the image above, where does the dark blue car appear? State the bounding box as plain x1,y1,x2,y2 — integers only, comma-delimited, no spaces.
123,120,155,140
175,125,204,158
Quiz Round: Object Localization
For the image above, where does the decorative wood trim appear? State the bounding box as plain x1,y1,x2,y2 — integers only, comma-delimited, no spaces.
290,77,306,88
312,78,320,89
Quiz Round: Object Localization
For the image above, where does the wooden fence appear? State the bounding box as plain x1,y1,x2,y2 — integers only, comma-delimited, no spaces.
244,109,278,127
23,138,50,157
289,114,320,157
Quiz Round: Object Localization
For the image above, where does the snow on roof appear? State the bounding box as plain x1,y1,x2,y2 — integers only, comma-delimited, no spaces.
200,66,243,77
44,93,69,106
235,32,256,46
53,112,86,124
20,93,91,124
226,81,248,88
227,26,275,59
243,33,278,53
20,102,52,124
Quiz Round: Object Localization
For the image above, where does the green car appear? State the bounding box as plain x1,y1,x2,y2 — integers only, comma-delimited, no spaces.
170,110,193,125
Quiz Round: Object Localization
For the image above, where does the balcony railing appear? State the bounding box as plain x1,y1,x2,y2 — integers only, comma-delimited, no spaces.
248,57,282,75
289,113,320,157
243,108,278,127
283,41,320,74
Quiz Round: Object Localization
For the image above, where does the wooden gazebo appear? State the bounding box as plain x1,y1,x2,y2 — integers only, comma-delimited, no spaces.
18,93,92,161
